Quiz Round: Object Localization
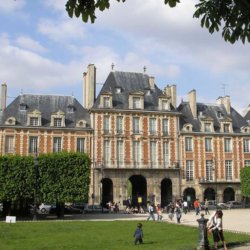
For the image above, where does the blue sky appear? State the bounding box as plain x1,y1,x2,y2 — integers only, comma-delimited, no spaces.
0,0,250,113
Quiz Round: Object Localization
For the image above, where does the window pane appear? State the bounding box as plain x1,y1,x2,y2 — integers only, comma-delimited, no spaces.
243,139,250,153
103,116,109,134
185,137,193,151
30,117,39,126
206,160,213,181
133,97,140,109
225,160,232,180
116,116,123,133
5,136,14,153
133,141,140,166
54,118,62,127
149,118,156,135
205,138,212,152
117,140,124,165
224,138,231,152
53,137,62,152
133,117,140,134
163,142,169,166
150,141,157,167
162,119,168,135
77,138,85,153
186,160,193,181
29,136,38,154
103,140,110,165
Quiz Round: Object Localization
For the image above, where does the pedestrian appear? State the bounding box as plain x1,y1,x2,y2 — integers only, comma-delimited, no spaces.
147,203,155,221
183,200,188,214
168,202,175,221
208,210,228,250
204,199,210,215
156,204,163,221
194,199,200,215
175,201,182,223
133,222,143,245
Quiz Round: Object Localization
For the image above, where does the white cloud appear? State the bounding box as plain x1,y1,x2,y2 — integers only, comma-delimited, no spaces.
15,36,47,53
0,0,26,13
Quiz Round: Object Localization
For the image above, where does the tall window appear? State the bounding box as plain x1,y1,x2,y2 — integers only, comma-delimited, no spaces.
225,160,233,180
133,141,140,166
103,140,110,165
204,123,211,132
117,140,124,165
103,116,110,134
77,138,85,153
133,97,141,109
243,138,250,153
133,117,140,134
186,160,194,181
163,142,169,166
205,138,212,152
224,138,232,152
30,117,39,126
29,136,38,154
5,136,14,154
103,96,110,108
116,116,123,134
185,137,193,152
149,118,157,135
224,124,230,133
162,119,169,135
206,160,213,181
150,141,157,167
53,137,62,152
244,160,250,167
54,118,62,127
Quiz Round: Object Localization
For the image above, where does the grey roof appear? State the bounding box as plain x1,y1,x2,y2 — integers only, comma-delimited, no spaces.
178,101,247,133
92,71,176,111
0,94,91,128
244,106,250,124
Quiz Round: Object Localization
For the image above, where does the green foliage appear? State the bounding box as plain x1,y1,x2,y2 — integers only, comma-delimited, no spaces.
65,0,250,44
240,167,250,197
0,155,34,202
38,152,91,203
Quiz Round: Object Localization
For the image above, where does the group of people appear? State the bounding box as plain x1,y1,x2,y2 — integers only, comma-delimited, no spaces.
147,203,163,221
106,201,120,213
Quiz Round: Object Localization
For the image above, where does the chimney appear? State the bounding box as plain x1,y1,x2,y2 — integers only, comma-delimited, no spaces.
1,83,7,111
149,76,155,90
170,85,176,108
83,64,96,109
188,89,197,118
217,96,231,114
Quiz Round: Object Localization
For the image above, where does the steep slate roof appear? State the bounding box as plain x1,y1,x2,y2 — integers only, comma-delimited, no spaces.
92,71,176,111
0,94,91,128
178,101,247,133
244,105,250,125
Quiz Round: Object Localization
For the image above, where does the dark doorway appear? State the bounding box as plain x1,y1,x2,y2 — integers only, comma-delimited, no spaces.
161,178,172,208
128,175,147,208
102,178,113,208
204,188,215,201
183,187,196,209
223,187,235,202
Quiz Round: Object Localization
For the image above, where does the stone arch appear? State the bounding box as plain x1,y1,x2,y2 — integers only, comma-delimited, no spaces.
203,187,216,201
183,187,196,209
161,178,172,208
102,178,113,207
223,187,235,202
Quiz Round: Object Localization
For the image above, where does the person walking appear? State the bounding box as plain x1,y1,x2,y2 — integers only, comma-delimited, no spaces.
204,199,210,215
183,200,188,214
175,201,182,223
156,204,163,221
194,199,200,215
147,203,155,221
133,223,143,245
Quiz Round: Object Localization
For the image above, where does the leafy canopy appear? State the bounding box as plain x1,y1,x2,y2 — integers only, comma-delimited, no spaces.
240,166,250,197
65,0,250,44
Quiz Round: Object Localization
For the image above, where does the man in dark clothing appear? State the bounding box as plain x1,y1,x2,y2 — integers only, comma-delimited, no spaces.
133,223,143,245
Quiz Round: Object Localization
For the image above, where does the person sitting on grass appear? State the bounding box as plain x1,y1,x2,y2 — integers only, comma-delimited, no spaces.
133,223,143,245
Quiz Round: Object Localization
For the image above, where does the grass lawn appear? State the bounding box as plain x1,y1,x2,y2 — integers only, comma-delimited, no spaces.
0,220,250,250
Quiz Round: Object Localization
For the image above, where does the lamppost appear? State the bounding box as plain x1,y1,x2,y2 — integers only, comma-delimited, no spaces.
33,154,38,221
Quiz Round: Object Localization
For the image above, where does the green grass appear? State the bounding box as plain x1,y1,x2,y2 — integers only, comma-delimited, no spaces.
0,220,249,250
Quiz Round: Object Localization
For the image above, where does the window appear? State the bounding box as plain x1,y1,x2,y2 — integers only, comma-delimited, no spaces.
206,160,213,181
224,124,230,133
185,137,193,152
161,100,168,110
244,160,250,167
149,118,157,135
77,138,85,153
243,139,250,153
204,123,211,132
162,119,169,135
5,136,14,154
186,160,194,181
53,137,62,152
54,118,62,127
116,116,123,134
103,116,110,134
225,160,233,180
133,97,141,109
103,97,110,108
117,140,124,165
224,138,232,152
205,138,212,152
30,117,39,126
103,140,110,165
29,136,38,154
150,141,157,167
163,142,170,166
133,117,140,134
133,141,140,166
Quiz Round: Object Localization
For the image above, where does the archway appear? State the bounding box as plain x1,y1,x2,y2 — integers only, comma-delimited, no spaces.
223,187,235,202
102,178,113,208
161,178,172,208
128,175,147,207
183,187,196,209
204,188,215,201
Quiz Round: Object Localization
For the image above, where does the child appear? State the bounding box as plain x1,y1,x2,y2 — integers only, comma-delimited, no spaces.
133,223,143,245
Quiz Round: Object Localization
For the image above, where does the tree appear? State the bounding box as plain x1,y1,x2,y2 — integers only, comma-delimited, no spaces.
65,0,250,44
240,167,250,198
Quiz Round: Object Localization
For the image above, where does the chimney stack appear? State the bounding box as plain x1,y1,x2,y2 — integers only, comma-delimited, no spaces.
1,83,7,111
188,89,197,118
149,76,155,90
83,64,96,109
217,96,231,114
163,84,177,109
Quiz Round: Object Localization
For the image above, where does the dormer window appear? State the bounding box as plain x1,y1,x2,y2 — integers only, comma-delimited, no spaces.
54,118,62,127
76,119,87,128
133,97,141,109
204,122,211,132
183,123,193,132
5,117,16,125
158,96,170,111
28,109,42,126
30,117,39,126
129,92,144,109
224,123,230,133
240,126,250,133
19,103,27,111
217,111,223,118
67,105,75,113
51,110,65,127
220,122,232,133
115,87,122,93
100,93,112,108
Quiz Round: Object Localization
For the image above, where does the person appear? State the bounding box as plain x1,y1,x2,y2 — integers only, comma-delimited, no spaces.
194,199,200,215
147,203,155,221
204,199,210,215
183,200,188,214
133,223,143,245
208,210,228,250
168,202,175,221
156,204,163,221
175,201,182,223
